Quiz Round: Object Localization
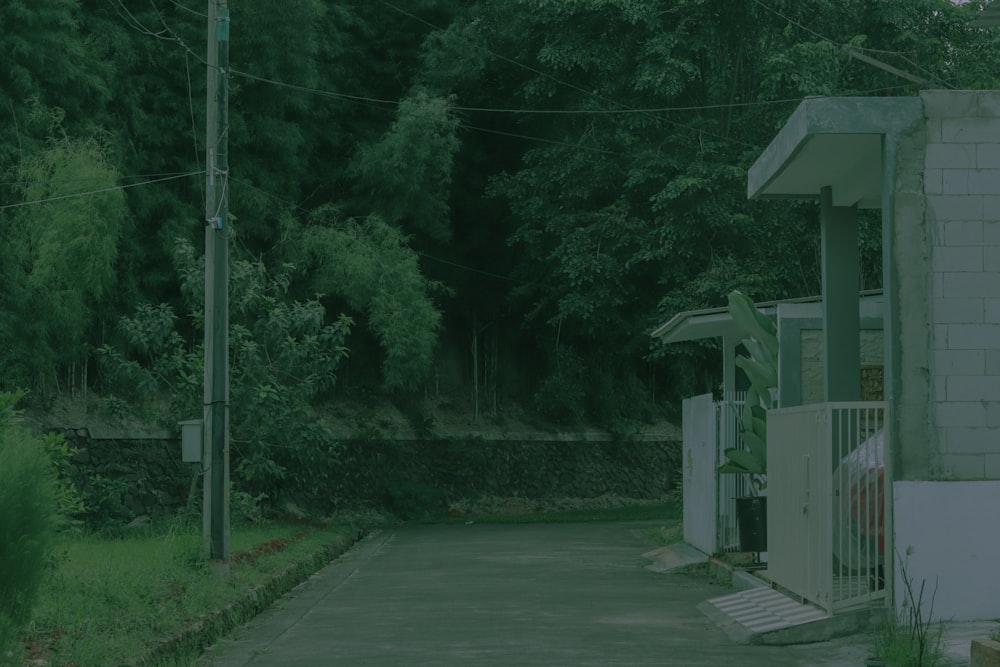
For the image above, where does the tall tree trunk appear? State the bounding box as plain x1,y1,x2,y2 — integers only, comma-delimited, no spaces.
471,316,479,423
488,327,498,416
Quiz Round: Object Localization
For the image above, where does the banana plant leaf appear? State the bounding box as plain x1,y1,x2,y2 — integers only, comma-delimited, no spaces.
720,448,765,475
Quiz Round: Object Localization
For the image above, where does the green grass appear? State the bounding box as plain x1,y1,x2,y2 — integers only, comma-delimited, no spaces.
21,519,361,667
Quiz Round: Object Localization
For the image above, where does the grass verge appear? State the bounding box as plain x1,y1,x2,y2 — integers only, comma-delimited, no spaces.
20,518,371,667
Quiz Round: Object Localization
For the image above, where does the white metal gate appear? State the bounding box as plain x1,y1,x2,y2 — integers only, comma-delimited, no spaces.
682,392,748,555
768,402,890,614
682,394,717,555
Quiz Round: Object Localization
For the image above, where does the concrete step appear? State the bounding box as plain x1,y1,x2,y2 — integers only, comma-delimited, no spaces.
641,541,709,573
698,586,873,645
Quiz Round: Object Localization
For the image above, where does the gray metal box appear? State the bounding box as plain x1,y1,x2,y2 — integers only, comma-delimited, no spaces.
179,419,203,463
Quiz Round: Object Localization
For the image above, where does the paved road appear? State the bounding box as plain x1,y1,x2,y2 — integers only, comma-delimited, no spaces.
199,521,868,666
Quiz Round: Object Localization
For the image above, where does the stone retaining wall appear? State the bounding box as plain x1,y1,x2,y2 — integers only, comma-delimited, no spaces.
56,428,680,525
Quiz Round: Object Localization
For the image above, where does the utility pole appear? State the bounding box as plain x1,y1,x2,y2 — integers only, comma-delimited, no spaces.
203,0,230,563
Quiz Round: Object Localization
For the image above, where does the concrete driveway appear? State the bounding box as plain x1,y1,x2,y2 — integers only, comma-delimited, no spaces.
199,521,867,666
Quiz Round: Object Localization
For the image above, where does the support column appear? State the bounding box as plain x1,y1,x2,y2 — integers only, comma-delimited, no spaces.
722,333,738,401
820,186,861,402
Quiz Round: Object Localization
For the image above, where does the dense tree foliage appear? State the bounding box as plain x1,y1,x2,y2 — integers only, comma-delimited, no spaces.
0,392,57,664
3,0,1000,438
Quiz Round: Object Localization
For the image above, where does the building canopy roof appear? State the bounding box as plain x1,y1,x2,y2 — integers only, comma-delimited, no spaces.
746,97,922,208
652,291,883,344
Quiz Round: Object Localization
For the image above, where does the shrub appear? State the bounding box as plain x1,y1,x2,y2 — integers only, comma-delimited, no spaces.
532,348,586,425
0,397,58,665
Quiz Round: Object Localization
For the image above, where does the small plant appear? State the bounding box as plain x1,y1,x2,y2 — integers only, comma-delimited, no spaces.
869,550,944,667
42,433,86,523
718,291,777,496
231,490,269,526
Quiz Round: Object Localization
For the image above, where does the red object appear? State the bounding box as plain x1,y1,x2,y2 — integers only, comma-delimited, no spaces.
850,465,885,555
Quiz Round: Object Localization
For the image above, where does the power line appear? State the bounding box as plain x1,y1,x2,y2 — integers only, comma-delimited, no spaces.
0,171,203,187
233,65,916,118
109,0,213,69
749,0,832,44
185,51,205,203
166,0,206,18
231,70,398,108
417,251,521,283
118,0,928,150
0,171,204,212
749,0,954,88
376,0,757,148
458,122,625,156
231,68,635,155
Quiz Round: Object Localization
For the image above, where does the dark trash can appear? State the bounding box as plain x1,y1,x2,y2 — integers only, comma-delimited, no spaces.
736,496,767,553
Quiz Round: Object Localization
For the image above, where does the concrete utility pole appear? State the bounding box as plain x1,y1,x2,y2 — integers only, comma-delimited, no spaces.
203,0,230,562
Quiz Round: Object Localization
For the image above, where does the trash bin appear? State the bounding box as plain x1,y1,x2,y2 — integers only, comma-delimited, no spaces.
735,495,767,553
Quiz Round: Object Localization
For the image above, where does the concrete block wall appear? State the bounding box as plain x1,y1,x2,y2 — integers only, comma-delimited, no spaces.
921,90,1000,480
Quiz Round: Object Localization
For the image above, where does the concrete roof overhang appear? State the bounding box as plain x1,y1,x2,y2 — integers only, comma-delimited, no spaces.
651,291,884,344
651,304,776,344
747,97,923,208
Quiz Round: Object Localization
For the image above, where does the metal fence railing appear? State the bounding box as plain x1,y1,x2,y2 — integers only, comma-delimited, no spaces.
768,402,890,614
718,392,749,553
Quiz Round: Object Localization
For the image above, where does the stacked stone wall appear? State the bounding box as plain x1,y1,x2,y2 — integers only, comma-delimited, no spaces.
57,427,680,525
61,430,193,525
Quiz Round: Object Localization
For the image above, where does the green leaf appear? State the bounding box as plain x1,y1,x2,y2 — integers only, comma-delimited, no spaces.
720,448,765,475
736,354,778,391
739,428,766,458
728,291,778,359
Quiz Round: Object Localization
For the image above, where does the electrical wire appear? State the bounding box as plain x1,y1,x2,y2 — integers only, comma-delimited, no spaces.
749,0,955,88
376,0,757,148
416,251,520,283
0,171,204,188
109,0,213,69
0,171,204,212
108,1,953,171
231,70,398,108
185,51,205,203
234,65,917,117
458,122,625,156
118,0,930,157
166,0,206,19
231,68,635,155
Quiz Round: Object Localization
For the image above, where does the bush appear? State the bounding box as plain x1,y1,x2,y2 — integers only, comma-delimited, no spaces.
0,398,58,665
532,348,586,425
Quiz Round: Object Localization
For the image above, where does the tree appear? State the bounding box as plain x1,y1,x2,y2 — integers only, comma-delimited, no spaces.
413,0,1000,418
1,130,125,391
354,89,460,244
99,237,353,510
0,0,109,171
301,207,443,392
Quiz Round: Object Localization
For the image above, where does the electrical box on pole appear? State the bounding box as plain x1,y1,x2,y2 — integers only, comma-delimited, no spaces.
179,419,203,463
203,0,230,563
